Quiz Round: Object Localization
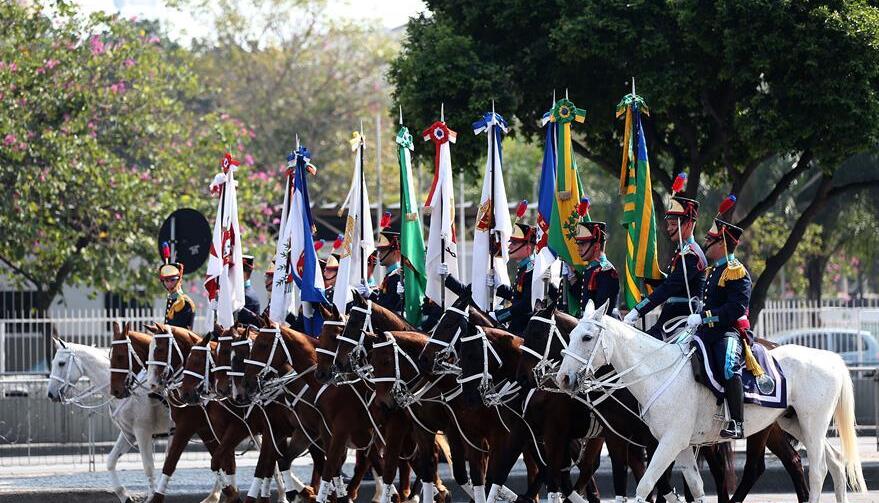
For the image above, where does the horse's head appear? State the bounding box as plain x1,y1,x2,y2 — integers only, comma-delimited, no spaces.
178,333,215,405
456,325,509,407
556,300,612,392
48,337,82,401
370,331,424,410
240,324,292,401
229,326,255,403
212,325,238,398
109,322,145,399
417,295,469,374
316,302,371,385
145,324,195,395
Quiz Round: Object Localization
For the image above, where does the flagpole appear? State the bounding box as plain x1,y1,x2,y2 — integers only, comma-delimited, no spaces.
439,104,447,309
488,100,497,312
359,121,366,288
214,176,227,326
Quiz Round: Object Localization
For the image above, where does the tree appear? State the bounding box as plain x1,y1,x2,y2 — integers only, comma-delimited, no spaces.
0,1,250,313
390,1,879,318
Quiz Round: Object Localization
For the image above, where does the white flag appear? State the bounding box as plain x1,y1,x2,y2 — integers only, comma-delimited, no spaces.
204,153,246,328
268,152,298,323
333,132,375,313
471,112,512,311
423,121,459,308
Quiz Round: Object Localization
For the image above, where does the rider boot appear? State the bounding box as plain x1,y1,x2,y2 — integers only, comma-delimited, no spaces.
720,374,744,439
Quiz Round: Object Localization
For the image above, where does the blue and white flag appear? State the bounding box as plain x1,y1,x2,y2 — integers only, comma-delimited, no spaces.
532,111,561,306
270,146,326,335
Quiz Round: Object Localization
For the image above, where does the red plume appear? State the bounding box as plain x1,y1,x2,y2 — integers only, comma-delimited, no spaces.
332,234,344,251
577,197,591,217
718,194,737,216
161,242,171,261
671,172,687,195
314,239,325,252
380,210,392,229
515,200,528,220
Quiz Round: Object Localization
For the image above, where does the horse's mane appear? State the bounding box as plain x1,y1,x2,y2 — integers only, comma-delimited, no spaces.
279,325,318,364
467,302,498,328
553,308,579,334
152,323,202,346
385,330,429,355
352,294,416,331
481,326,522,355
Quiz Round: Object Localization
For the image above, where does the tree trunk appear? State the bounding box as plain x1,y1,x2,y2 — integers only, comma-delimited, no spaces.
804,254,829,303
34,288,57,373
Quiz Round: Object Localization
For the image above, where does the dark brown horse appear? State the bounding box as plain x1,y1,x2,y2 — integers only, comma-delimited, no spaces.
109,322,152,399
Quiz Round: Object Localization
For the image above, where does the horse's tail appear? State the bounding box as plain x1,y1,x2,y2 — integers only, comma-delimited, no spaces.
834,365,866,492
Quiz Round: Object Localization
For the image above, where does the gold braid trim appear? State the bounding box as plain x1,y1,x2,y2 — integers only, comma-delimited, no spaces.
742,342,765,377
167,295,193,320
719,260,746,286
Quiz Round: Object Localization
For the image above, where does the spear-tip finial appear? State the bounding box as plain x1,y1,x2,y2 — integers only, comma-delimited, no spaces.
440,102,445,123
295,134,300,150
552,89,556,107
565,88,569,100
631,77,636,97
399,105,403,125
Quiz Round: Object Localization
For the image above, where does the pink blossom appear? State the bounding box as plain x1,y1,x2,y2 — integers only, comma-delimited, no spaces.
140,171,151,181
272,217,281,225
147,36,160,44
114,212,122,220
237,143,244,152
88,121,97,130
90,35,105,56
123,58,136,68
244,154,255,166
262,206,274,216
0,62,5,70
44,59,59,70
109,81,127,94
8,62,17,72
220,113,230,120
129,15,138,22
0,92,4,102
36,66,45,75
3,134,16,146
17,142,26,151
258,233,268,244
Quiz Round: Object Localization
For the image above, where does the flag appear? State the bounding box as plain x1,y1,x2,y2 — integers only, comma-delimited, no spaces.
545,98,588,268
423,119,459,308
204,153,246,327
617,93,662,308
333,130,375,312
532,111,561,307
281,145,327,335
470,111,512,312
396,124,427,324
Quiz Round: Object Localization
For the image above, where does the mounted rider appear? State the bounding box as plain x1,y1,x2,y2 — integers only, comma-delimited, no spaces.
260,259,297,326
623,176,707,339
237,254,262,327
686,196,749,439
566,218,620,318
369,211,405,315
158,242,195,330
493,221,538,334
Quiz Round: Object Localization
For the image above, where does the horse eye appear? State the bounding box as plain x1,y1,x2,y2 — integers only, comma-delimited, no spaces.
581,334,592,342
58,361,66,367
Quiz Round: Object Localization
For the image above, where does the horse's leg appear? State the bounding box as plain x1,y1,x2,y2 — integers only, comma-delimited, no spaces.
634,437,687,502
245,427,279,503
107,431,135,503
465,438,490,503
484,420,527,503
150,421,198,503
700,444,732,503
281,430,313,502
573,437,604,503
132,425,157,499
520,445,543,503
760,425,808,503
317,418,351,503
674,449,705,502
379,414,409,503
412,429,442,503
606,434,633,501
443,428,474,499
213,423,248,503
822,439,847,503
732,427,770,502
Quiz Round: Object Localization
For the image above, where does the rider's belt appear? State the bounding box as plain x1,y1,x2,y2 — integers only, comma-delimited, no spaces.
703,310,718,327
666,297,690,304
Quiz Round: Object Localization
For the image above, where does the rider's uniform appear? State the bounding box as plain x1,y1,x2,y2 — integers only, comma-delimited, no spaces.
494,223,538,335
370,229,405,315
567,220,619,318
694,217,749,439
630,196,706,339
159,261,195,330
238,254,263,327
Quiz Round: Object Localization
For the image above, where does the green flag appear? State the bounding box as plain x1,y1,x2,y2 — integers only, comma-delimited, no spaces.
617,94,662,308
396,125,427,324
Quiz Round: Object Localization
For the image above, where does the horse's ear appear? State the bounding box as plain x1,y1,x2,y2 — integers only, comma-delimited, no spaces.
593,300,609,320
581,300,595,320
112,321,122,339
53,337,66,350
123,322,131,336
213,323,223,336
145,323,159,334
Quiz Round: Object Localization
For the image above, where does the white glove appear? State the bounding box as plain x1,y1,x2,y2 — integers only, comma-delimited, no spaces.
355,283,369,296
485,274,495,288
686,313,703,329
396,282,405,294
488,311,498,321
437,263,449,277
541,267,552,281
623,309,640,326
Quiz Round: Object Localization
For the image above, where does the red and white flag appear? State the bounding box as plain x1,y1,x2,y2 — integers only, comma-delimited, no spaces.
423,119,459,308
204,152,245,327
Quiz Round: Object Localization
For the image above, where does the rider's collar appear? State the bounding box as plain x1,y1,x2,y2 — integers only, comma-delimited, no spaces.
244,279,252,288
518,255,534,268
588,253,609,269
386,262,400,274
714,254,735,267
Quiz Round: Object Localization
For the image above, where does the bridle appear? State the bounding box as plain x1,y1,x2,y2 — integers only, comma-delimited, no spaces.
315,311,371,384
419,304,468,375
51,348,109,408
457,327,520,407
179,343,217,401
110,333,148,395
146,327,186,391
559,317,612,393
520,313,569,391
371,333,422,408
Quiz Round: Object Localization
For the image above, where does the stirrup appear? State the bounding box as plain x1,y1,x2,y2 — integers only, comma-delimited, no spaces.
720,420,743,439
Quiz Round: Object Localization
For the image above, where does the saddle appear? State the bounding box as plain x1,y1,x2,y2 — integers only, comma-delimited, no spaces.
690,336,788,409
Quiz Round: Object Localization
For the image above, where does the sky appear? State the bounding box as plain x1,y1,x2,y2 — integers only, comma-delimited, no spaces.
75,0,427,41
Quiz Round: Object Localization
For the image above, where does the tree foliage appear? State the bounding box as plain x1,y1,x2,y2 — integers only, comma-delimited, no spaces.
390,0,879,315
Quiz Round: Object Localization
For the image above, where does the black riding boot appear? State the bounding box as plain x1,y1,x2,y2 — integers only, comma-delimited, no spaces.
720,374,744,439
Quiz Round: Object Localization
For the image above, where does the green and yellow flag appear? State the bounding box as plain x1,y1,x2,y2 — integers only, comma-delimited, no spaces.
396,124,427,324
617,94,662,308
546,98,588,268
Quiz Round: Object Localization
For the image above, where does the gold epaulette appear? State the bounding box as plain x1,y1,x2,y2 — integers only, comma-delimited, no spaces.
719,260,747,286
167,294,194,319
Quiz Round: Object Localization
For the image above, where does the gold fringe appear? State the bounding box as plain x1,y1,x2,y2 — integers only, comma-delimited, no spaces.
742,342,765,377
719,261,746,286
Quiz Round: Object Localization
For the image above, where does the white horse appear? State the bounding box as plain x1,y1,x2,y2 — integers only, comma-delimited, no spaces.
48,336,179,503
556,301,866,503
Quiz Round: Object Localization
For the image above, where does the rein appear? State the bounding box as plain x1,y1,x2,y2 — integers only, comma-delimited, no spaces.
110,334,149,395
51,349,112,409
146,327,186,390
419,304,468,375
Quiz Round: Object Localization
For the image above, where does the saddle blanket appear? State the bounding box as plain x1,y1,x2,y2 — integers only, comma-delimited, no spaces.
691,337,788,409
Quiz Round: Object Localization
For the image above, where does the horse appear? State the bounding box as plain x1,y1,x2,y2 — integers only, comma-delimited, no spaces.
106,322,174,503
557,300,866,503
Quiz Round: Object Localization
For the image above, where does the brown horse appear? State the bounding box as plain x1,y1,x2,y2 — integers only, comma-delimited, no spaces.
109,322,152,399
241,310,377,503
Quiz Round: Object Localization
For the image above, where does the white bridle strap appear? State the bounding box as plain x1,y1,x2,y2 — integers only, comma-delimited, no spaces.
523,315,568,361
457,327,502,384
371,333,419,384
424,305,469,348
